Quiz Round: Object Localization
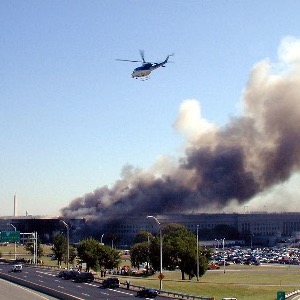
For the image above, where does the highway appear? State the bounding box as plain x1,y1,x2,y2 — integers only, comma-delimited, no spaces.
0,278,58,300
0,263,166,299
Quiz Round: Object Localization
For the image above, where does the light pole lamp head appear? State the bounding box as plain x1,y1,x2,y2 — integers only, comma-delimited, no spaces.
60,220,69,228
8,223,16,230
147,215,161,226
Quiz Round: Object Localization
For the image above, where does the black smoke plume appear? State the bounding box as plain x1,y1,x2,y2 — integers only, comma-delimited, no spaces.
61,37,300,221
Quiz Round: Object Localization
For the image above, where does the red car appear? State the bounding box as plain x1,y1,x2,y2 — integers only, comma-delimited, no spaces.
208,263,220,270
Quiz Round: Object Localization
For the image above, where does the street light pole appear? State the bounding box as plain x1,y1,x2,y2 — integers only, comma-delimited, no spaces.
196,225,199,281
100,234,104,245
60,220,70,269
147,216,163,290
9,224,17,260
222,238,226,273
33,232,36,264
34,231,38,265
215,239,220,249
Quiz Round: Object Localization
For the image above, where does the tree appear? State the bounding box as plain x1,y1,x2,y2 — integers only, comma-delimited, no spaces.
133,231,153,244
68,244,77,265
149,223,208,280
24,237,44,258
130,242,150,269
51,233,67,266
76,238,100,272
76,238,120,272
98,245,121,270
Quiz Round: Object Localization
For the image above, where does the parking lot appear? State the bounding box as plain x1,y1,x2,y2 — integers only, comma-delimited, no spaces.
211,246,300,266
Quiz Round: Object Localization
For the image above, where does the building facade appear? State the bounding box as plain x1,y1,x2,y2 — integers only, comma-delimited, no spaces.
109,212,300,247
1,212,300,247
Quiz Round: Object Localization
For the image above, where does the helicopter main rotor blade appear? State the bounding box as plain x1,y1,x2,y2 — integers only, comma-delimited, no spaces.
139,50,146,63
115,59,143,63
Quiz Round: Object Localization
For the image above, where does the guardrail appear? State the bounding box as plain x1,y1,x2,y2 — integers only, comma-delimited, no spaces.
158,290,214,300
119,282,214,300
286,290,300,299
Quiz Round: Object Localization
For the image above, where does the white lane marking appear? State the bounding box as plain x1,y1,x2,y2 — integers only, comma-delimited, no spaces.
86,283,98,287
100,291,110,295
81,293,90,297
113,289,135,296
36,270,57,277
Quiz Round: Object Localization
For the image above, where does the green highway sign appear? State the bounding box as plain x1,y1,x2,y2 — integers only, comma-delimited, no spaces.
0,231,20,242
277,291,285,300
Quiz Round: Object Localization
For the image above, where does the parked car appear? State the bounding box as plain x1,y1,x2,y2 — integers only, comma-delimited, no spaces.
102,277,120,288
57,270,69,278
11,264,22,272
208,263,220,270
136,288,158,298
61,270,80,280
73,272,94,283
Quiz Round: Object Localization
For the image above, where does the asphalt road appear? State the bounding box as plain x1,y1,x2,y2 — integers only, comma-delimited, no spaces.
0,263,166,300
0,278,58,300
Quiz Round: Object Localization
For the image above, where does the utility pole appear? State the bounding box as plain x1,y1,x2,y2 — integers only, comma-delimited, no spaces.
196,225,199,281
60,220,70,269
147,216,163,290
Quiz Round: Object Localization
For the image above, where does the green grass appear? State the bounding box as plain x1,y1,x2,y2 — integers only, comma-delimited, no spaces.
0,244,30,258
116,264,300,300
1,245,299,299
0,244,62,267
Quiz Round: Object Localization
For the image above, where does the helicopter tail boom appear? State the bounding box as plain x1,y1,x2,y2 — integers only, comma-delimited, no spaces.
163,53,174,64
150,53,174,71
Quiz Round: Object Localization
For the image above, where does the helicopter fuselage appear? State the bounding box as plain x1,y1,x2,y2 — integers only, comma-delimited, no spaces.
132,62,166,78
116,51,173,79
132,63,153,78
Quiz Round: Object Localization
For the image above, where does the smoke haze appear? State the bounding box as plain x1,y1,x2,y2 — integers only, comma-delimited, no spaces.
61,37,300,220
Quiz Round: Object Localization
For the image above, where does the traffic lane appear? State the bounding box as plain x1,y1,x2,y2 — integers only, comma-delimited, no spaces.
0,278,59,300
4,267,130,299
1,264,167,299
51,271,167,299
50,269,167,299
32,268,138,299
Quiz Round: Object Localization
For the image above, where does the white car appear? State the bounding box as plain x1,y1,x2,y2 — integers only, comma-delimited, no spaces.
12,264,22,272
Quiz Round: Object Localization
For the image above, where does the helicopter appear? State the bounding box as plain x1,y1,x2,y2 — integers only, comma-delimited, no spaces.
116,50,174,79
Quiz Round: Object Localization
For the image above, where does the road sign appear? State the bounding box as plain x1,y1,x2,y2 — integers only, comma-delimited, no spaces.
158,273,164,280
277,291,285,300
0,231,20,242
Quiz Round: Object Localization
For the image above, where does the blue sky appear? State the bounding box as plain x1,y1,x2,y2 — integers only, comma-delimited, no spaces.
1,1,300,216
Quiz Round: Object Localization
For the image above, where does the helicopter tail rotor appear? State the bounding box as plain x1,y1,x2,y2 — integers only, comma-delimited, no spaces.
165,53,175,62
